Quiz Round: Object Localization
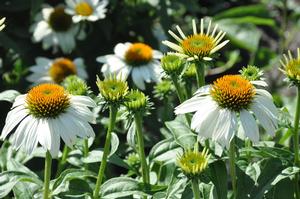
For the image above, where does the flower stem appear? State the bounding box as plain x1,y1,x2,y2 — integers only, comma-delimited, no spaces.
195,61,205,88
83,139,89,170
229,139,237,199
293,87,300,199
43,151,52,199
191,178,200,199
134,112,150,184
55,145,69,178
93,106,118,199
170,75,185,103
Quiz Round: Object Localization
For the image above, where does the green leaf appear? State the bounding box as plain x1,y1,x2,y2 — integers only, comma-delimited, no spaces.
0,90,20,102
199,182,217,199
271,166,300,185
52,169,95,196
110,132,119,156
127,122,137,150
149,138,182,164
245,162,261,185
209,160,227,199
165,116,196,149
216,19,261,52
100,177,147,198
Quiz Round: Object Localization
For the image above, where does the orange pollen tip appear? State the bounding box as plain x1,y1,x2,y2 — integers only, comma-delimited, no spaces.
48,58,77,83
26,84,70,118
210,75,255,111
125,43,153,66
181,34,215,58
75,2,94,16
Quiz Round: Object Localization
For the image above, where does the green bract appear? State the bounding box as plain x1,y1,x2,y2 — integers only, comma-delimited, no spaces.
124,90,148,112
62,75,89,95
161,54,185,75
239,65,263,81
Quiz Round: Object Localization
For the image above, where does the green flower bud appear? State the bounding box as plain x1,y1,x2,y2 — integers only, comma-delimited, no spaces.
161,54,185,75
96,75,128,104
239,65,263,81
177,148,210,179
153,80,174,100
62,75,88,95
280,48,300,86
125,152,141,171
183,62,197,78
124,90,148,112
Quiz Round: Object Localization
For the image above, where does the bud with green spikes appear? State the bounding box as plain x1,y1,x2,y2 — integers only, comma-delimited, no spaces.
96,75,128,105
62,75,89,95
177,148,210,179
125,152,141,172
161,54,186,76
239,65,264,81
124,90,150,113
153,79,175,100
183,62,197,79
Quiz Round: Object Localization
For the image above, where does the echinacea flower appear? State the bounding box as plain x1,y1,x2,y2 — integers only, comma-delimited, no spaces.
280,48,300,86
0,17,5,31
65,0,108,22
97,42,163,90
0,84,96,157
27,57,88,85
162,19,229,61
178,148,210,179
30,5,85,53
175,75,278,148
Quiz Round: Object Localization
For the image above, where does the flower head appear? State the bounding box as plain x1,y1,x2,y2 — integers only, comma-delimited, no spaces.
27,57,88,85
162,19,229,61
0,17,5,31
124,90,149,113
183,62,197,79
280,48,300,86
96,75,128,104
153,79,175,100
97,42,163,90
175,75,278,148
0,83,96,157
177,148,210,179
125,152,141,171
62,75,89,95
239,65,264,81
65,0,108,22
161,54,186,75
30,5,86,53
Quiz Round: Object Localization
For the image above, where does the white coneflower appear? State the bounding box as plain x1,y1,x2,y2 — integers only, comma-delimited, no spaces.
0,17,5,31
97,42,163,90
30,5,85,54
162,18,229,61
175,75,278,148
27,57,88,85
280,48,300,86
0,83,96,157
65,0,108,22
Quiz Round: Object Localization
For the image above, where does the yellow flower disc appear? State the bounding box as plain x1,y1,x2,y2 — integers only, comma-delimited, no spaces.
181,34,215,58
48,58,77,83
75,2,94,16
26,84,70,118
48,7,72,32
125,43,153,66
285,59,300,81
210,75,255,111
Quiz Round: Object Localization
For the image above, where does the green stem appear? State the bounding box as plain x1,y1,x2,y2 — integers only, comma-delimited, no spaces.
43,151,52,199
229,139,237,199
83,139,89,170
134,112,150,184
293,87,300,199
195,61,205,88
191,178,200,199
55,145,69,178
93,106,118,199
170,75,185,103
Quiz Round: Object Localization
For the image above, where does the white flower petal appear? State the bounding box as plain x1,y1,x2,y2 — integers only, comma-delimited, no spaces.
131,68,146,90
175,95,211,115
114,43,130,58
71,95,97,107
240,109,259,143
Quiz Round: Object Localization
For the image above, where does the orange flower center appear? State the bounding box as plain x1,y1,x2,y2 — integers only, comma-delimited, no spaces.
210,75,255,111
125,43,153,66
48,7,72,32
181,34,215,58
26,84,70,118
75,2,94,16
48,58,77,83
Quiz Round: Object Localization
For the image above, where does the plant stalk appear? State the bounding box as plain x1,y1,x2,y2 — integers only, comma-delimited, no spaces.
55,145,69,177
43,151,52,199
93,106,118,199
229,139,237,199
195,61,205,88
191,178,200,199
293,87,300,199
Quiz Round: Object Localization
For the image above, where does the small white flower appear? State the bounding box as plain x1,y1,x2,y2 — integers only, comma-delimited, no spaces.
175,75,278,148
97,42,163,90
0,17,5,31
27,57,88,85
30,5,86,54
65,0,108,22
0,84,96,157
162,18,229,61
